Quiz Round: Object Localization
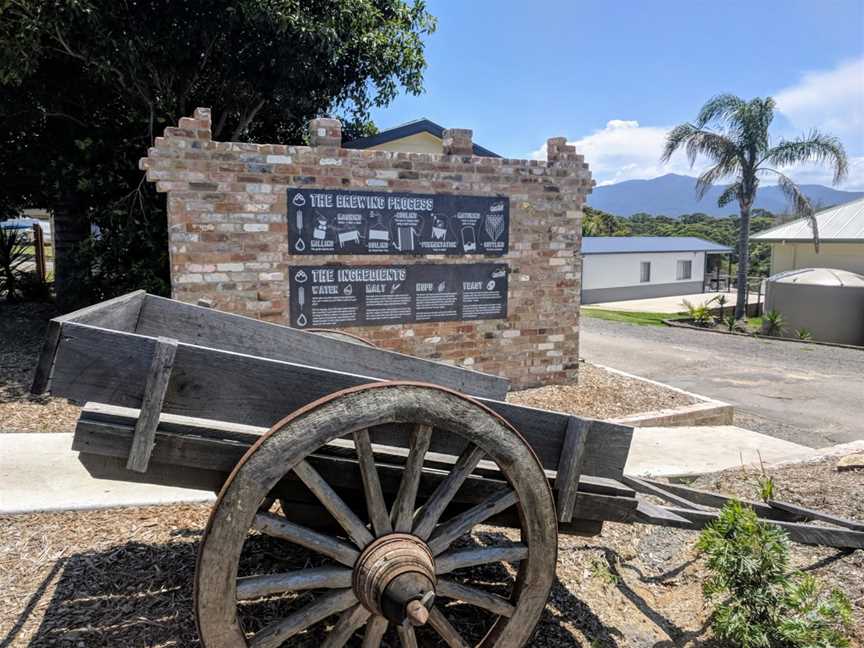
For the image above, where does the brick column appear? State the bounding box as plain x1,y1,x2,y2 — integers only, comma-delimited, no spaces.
442,128,473,155
309,117,342,147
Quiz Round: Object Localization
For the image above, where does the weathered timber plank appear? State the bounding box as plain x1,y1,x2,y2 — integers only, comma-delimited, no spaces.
555,417,589,523
768,500,864,531
136,294,508,399
56,325,632,478
30,290,146,394
633,499,693,526
638,478,806,522
622,476,715,512
126,337,177,472
662,507,864,549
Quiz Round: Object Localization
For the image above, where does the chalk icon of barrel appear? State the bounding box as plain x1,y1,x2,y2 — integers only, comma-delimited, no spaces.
396,225,416,252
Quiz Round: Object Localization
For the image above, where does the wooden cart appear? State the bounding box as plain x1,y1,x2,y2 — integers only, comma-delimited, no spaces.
31,291,864,648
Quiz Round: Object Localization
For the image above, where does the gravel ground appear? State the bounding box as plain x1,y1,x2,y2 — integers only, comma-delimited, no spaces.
1,458,861,647
581,316,864,447
0,303,80,433
507,362,696,419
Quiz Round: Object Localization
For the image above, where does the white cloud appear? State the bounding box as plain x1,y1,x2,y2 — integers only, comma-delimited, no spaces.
530,119,707,185
774,57,864,147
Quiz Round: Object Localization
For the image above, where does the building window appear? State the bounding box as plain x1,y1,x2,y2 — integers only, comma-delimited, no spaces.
677,260,692,280
640,261,651,283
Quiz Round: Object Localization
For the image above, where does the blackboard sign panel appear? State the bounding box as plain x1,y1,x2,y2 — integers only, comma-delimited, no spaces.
289,263,508,329
288,189,509,256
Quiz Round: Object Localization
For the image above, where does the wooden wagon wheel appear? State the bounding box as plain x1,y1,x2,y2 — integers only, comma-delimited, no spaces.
195,382,558,648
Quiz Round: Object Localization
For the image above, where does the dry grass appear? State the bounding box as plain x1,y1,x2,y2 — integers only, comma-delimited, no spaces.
2,459,861,647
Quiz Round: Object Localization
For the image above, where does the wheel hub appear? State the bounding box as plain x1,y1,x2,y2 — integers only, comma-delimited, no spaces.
352,533,436,625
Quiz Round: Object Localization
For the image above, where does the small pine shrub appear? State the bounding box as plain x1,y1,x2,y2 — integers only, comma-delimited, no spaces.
795,328,813,341
682,299,716,327
697,501,852,647
763,310,786,337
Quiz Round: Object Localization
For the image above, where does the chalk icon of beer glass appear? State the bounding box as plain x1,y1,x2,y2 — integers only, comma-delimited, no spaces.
461,226,477,252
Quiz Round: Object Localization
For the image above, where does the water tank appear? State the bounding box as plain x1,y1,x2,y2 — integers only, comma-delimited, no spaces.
764,268,864,345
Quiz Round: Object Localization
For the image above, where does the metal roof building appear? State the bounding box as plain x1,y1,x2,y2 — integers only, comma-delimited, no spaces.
582,236,731,255
343,118,500,158
580,236,730,304
752,198,864,276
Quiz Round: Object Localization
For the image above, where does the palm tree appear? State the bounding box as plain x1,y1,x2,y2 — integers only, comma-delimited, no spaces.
662,95,848,318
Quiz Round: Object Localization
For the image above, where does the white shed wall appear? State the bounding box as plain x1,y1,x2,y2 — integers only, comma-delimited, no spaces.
583,251,706,289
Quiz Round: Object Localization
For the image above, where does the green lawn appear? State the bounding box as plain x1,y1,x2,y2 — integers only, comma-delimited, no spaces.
582,308,686,326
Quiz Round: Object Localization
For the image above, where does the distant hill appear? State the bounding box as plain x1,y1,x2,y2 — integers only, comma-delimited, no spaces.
589,173,864,217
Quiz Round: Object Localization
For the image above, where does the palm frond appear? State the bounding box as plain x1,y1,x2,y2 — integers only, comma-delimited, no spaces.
696,160,738,199
717,182,742,208
764,131,849,184
696,94,746,129
661,123,697,163
761,168,819,252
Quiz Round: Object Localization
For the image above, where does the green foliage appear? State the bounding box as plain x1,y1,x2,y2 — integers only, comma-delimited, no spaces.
0,0,436,306
795,328,813,341
0,224,29,301
723,314,738,332
763,310,786,337
581,308,682,327
682,299,716,327
663,94,848,318
758,475,775,503
698,501,852,648
583,206,632,236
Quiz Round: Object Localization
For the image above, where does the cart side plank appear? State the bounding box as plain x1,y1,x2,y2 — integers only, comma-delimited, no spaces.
30,290,146,394
135,294,509,400
53,323,632,478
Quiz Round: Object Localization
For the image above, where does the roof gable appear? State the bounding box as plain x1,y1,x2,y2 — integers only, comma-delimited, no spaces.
343,118,500,158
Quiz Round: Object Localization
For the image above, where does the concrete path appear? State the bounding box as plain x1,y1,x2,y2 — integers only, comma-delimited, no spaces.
586,291,760,314
625,425,816,477
581,317,864,448
0,425,838,513
0,433,214,514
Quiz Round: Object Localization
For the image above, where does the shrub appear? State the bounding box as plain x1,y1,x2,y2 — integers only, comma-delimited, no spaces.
723,314,738,332
682,299,716,327
795,328,813,341
17,272,52,302
698,501,852,647
0,224,29,301
762,310,786,337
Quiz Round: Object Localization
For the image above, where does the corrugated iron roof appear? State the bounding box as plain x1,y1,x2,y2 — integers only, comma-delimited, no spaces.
581,236,731,254
752,197,864,242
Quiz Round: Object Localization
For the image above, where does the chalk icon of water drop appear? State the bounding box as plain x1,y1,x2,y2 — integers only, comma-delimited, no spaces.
296,287,307,326
295,238,306,252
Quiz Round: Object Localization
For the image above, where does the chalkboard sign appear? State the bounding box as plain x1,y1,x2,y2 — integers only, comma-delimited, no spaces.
288,263,508,328
287,189,509,256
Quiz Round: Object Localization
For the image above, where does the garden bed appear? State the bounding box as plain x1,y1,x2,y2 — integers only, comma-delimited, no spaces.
1,457,861,647
666,317,864,351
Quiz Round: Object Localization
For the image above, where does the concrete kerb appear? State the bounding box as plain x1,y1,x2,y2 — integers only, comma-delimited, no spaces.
595,362,735,428
663,318,864,351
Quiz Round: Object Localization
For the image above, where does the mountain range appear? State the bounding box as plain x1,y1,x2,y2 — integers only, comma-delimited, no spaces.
588,173,864,218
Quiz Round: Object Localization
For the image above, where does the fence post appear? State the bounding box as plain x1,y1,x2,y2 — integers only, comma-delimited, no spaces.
32,223,46,281
757,281,763,317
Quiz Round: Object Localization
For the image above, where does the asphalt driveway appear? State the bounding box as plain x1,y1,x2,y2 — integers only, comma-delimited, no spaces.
580,317,864,448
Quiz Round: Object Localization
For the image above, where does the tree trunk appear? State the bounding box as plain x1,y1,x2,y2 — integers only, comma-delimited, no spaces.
52,192,90,311
734,201,752,319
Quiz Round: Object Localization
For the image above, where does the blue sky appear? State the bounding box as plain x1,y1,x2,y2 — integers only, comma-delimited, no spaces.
369,0,864,189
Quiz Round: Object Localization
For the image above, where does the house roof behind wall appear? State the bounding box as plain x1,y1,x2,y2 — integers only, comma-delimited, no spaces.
342,118,500,158
582,236,732,255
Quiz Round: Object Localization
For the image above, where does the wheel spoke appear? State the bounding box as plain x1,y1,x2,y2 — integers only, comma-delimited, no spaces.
361,615,388,648
437,579,516,617
435,543,528,575
413,444,485,540
321,603,372,648
396,622,418,648
354,428,393,537
391,423,432,532
294,459,375,549
253,512,359,567
249,588,357,648
237,566,353,600
428,606,471,648
427,489,518,555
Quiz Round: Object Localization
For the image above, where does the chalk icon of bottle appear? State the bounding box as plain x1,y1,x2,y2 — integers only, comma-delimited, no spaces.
461,226,477,252
294,210,306,251
296,287,307,327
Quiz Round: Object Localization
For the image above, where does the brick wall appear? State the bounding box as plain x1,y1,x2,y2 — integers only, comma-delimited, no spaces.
140,108,592,389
